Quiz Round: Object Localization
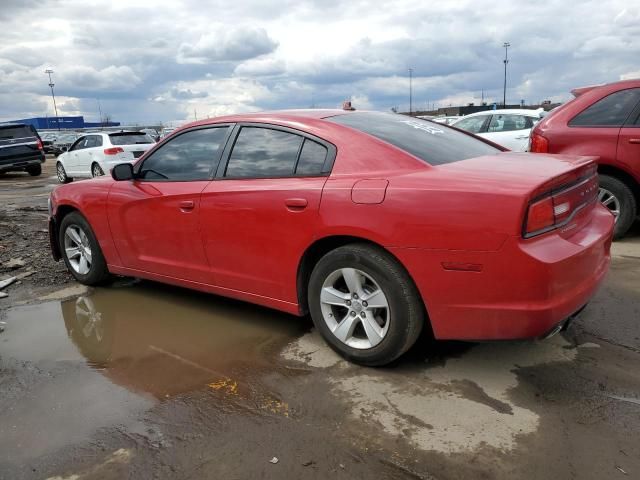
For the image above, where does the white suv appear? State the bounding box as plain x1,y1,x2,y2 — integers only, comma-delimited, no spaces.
451,108,545,151
56,131,156,183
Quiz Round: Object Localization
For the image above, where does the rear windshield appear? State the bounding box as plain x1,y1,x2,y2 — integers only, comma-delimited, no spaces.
0,125,36,140
327,112,501,165
109,132,154,145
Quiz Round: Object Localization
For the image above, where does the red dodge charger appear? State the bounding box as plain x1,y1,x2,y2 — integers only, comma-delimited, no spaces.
48,110,614,365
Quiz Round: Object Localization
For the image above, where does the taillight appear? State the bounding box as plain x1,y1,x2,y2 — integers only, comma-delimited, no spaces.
524,173,599,238
529,131,549,153
36,139,43,151
104,147,124,155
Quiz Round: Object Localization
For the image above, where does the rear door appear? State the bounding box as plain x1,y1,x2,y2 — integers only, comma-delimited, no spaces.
199,124,335,304
482,114,533,151
616,91,640,176
108,125,232,282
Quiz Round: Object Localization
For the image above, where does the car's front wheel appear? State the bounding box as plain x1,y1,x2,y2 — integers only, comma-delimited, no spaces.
59,211,111,285
598,174,636,240
56,162,73,184
308,244,424,366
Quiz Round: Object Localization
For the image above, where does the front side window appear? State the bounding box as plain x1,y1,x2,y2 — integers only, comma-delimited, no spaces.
569,88,640,127
225,127,303,178
487,114,531,132
452,115,489,134
329,112,500,166
138,127,229,181
70,137,87,151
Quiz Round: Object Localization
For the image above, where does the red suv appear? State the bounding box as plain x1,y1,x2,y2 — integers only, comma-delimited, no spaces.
530,79,640,238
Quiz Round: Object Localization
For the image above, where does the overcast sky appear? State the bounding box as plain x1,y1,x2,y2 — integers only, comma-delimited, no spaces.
1,0,638,125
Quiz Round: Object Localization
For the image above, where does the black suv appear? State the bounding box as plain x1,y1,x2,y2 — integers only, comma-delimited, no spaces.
0,123,46,176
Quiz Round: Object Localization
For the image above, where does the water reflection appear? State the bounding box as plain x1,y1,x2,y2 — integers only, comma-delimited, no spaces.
59,282,306,397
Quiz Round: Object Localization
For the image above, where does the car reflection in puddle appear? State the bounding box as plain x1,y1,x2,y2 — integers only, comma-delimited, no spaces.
61,282,307,398
0,282,306,464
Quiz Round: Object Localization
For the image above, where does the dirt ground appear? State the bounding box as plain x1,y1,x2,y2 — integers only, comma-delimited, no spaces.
1,159,640,480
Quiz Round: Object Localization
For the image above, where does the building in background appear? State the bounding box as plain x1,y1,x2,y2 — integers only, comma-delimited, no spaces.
0,116,120,130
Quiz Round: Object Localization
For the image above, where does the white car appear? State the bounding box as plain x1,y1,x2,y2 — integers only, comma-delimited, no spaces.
55,131,155,183
451,108,545,151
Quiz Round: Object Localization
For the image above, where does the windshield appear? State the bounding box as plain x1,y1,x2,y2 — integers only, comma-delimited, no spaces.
328,112,501,165
109,133,154,145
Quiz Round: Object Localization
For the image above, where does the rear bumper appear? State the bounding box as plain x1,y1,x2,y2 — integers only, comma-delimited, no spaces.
0,154,45,172
391,205,614,341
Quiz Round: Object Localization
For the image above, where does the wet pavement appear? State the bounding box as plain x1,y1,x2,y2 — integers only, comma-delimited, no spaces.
1,167,640,479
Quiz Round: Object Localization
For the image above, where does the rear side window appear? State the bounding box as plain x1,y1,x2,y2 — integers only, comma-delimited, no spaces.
488,114,532,132
296,139,327,175
329,112,501,165
569,88,640,127
109,132,154,145
0,125,35,140
225,127,303,178
138,127,229,181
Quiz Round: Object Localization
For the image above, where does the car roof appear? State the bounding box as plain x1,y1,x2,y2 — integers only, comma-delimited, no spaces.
179,109,354,130
460,109,543,118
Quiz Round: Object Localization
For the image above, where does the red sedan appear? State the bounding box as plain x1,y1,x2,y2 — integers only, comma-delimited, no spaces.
48,110,614,365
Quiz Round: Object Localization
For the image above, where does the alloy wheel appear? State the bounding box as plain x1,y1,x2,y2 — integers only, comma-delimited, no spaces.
598,187,620,222
92,164,103,177
319,268,390,349
64,224,92,275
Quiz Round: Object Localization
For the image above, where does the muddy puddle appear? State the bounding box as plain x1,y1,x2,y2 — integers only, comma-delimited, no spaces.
0,282,307,463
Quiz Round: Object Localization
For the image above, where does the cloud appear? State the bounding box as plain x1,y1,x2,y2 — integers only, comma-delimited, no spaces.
177,26,278,64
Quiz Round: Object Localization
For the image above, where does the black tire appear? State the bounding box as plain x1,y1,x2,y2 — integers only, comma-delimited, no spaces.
56,161,73,184
599,174,636,240
27,164,42,176
308,243,424,366
91,162,104,178
59,211,111,285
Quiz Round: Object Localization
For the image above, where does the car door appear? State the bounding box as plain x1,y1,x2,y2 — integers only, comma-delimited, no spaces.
107,125,233,282
65,136,88,174
199,124,335,304
616,91,640,174
78,135,100,175
482,114,533,151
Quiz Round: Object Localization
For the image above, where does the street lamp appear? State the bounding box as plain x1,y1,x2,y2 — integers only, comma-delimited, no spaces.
408,68,413,116
45,69,60,130
502,42,510,108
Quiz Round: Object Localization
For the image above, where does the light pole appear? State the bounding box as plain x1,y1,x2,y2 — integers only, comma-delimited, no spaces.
408,68,413,115
502,42,510,108
45,69,60,130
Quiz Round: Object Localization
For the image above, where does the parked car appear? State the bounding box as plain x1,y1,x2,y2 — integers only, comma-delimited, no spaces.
160,127,176,139
140,128,160,142
51,133,80,156
530,79,640,239
48,110,614,366
0,123,45,176
39,132,59,154
452,109,545,151
55,131,156,183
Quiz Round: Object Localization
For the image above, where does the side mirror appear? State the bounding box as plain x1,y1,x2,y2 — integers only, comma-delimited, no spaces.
111,163,135,181
62,146,69,152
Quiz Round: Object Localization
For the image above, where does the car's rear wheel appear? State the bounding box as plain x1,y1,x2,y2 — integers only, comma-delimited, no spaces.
59,211,110,285
27,164,42,176
56,162,72,184
598,174,636,240
308,243,424,366
91,162,104,178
